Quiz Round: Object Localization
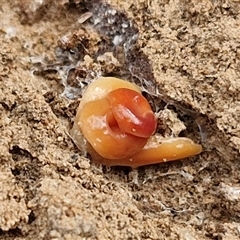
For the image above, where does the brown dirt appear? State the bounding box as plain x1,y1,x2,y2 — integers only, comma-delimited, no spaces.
0,0,240,239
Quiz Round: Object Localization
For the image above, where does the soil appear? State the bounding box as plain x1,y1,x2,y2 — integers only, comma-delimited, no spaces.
0,0,240,239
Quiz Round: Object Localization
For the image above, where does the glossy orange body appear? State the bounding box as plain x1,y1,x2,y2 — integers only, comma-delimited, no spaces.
71,77,202,167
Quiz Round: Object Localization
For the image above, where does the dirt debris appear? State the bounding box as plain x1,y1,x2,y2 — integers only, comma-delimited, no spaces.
0,0,240,239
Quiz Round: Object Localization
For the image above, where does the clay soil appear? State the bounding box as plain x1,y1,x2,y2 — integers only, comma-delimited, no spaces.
0,0,240,239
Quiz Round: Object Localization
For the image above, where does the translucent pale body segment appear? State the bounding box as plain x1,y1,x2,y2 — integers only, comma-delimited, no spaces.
127,137,202,168
90,137,202,168
78,77,141,110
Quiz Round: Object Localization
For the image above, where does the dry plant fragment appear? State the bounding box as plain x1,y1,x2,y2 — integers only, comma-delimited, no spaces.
71,77,202,167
